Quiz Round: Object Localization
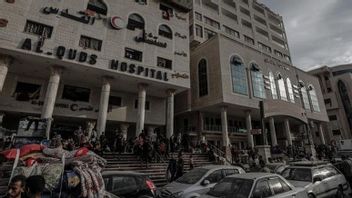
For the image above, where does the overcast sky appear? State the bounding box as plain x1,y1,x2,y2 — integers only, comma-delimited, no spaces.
258,0,352,71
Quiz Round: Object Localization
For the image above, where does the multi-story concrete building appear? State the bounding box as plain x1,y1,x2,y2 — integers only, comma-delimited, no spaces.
175,0,329,149
0,0,191,140
309,64,352,142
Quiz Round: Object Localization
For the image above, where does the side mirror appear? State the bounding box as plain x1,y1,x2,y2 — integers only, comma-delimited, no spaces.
313,177,321,183
202,180,210,186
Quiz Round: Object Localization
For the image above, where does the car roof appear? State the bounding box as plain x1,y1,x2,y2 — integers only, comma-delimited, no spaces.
102,170,148,176
288,161,331,168
227,172,277,180
200,165,244,170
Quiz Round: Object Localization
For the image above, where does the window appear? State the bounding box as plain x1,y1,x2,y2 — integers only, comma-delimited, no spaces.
134,100,150,110
244,35,254,45
204,28,216,40
87,0,107,15
160,4,173,20
223,169,239,176
286,78,295,103
109,96,122,107
231,56,248,95
223,25,240,39
269,72,278,99
241,19,252,29
127,13,145,30
158,24,172,39
251,63,265,99
308,85,320,112
62,85,90,102
24,20,53,38
300,83,311,111
204,17,220,29
79,35,102,51
195,12,202,21
338,80,352,129
240,7,250,17
157,57,172,69
258,42,272,53
198,59,208,97
324,98,332,106
274,50,283,58
125,48,142,62
205,170,224,183
111,176,138,195
195,24,203,38
329,115,337,121
13,82,41,101
277,74,287,101
268,177,291,195
253,180,272,198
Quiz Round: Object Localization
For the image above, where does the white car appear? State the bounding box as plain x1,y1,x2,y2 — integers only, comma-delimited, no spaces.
200,172,308,198
281,161,352,198
160,165,245,198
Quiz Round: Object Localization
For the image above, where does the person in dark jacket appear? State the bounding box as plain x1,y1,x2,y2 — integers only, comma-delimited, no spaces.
175,154,184,180
167,154,177,182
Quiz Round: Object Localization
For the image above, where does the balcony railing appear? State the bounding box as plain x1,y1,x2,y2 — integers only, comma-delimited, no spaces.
204,125,247,134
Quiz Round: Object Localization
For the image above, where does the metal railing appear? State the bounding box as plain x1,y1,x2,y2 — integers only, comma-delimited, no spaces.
207,143,232,165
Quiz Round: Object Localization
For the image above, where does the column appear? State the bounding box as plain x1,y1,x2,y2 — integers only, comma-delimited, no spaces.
221,106,229,147
41,66,62,139
269,117,278,146
0,54,12,92
284,118,293,146
120,124,129,140
96,77,111,137
318,122,326,145
166,89,175,139
136,83,148,137
245,110,254,148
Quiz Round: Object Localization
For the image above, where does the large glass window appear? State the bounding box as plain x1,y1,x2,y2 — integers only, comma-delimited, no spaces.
269,72,278,99
277,74,287,101
300,82,311,111
87,0,107,15
62,85,91,102
158,24,172,39
251,63,265,99
338,80,352,129
286,78,295,103
127,13,145,30
308,85,320,112
198,59,208,97
231,56,248,95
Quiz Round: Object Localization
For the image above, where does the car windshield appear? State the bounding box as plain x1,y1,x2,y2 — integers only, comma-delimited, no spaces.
207,178,253,198
176,168,208,184
281,168,312,182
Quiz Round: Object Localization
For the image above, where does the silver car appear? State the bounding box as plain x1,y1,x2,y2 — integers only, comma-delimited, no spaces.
160,165,245,198
200,173,308,198
281,161,352,198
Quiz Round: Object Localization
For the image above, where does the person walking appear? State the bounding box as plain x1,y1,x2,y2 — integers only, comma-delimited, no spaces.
166,154,177,182
189,154,194,170
175,153,184,180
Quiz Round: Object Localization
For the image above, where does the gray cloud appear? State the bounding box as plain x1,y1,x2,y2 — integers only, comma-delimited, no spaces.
258,0,352,71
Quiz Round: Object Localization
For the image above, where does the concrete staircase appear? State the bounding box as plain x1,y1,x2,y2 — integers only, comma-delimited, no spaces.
103,152,213,187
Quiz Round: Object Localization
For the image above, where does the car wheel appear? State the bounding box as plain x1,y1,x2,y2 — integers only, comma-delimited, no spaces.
336,186,344,198
308,193,315,198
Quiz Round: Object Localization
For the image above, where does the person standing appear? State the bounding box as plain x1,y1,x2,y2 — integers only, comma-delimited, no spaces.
175,153,184,180
166,154,177,182
25,175,45,198
189,154,194,170
6,175,26,198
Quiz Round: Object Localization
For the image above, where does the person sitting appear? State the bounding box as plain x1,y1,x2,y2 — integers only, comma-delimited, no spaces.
6,175,26,198
25,175,45,198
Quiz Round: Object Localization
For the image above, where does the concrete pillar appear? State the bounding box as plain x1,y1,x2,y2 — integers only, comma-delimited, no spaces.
41,66,62,139
166,89,175,139
269,117,278,146
245,110,254,148
136,83,148,137
221,106,229,147
120,124,129,140
0,54,12,92
96,77,111,137
284,118,293,146
318,122,326,145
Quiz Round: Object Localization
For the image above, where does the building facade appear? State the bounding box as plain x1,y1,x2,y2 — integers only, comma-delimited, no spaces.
175,0,329,149
309,64,352,142
0,0,190,140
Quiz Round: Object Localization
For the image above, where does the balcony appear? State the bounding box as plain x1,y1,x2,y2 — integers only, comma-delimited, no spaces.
252,3,265,16
221,8,238,23
222,0,236,9
202,0,220,14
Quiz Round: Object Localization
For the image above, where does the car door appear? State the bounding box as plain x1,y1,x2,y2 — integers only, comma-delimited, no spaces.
251,179,274,198
267,177,297,198
195,169,225,195
323,166,341,197
111,175,139,198
312,168,327,198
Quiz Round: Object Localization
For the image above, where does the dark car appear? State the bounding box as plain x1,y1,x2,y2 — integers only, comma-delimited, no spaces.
103,171,157,198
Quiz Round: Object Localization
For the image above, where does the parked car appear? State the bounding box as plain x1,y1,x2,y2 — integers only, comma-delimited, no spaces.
102,171,157,198
160,165,245,198
280,161,352,198
200,172,308,198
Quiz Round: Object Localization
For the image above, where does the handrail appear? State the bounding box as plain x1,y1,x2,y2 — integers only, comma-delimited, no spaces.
207,144,232,165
